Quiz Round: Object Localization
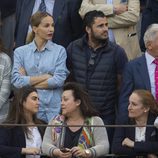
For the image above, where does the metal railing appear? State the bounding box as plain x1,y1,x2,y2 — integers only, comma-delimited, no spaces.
0,123,156,157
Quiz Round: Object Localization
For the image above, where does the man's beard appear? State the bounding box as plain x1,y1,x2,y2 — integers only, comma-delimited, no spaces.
97,37,108,45
93,36,109,46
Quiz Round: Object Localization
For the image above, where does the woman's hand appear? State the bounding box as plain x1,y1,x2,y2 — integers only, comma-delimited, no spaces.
154,116,158,128
122,138,134,148
21,147,40,155
147,154,158,158
71,146,91,158
53,148,72,158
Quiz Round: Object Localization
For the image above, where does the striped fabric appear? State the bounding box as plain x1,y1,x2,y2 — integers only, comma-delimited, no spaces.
78,118,94,149
38,0,46,12
51,115,94,149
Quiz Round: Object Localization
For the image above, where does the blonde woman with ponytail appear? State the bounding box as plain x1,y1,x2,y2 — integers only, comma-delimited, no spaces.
25,30,35,44
11,12,69,123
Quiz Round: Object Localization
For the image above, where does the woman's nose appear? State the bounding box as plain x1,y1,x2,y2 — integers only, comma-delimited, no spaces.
128,103,132,110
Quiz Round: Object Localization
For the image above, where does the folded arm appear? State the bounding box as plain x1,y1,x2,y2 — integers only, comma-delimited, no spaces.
108,0,140,28
12,47,68,89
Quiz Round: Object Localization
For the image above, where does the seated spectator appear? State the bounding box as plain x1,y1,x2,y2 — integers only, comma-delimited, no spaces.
0,37,11,123
118,24,158,121
112,90,158,157
11,12,69,122
42,82,109,158
0,86,47,158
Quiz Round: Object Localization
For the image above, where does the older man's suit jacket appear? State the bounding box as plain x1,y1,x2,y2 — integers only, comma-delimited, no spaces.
79,0,141,60
15,0,83,48
118,54,151,120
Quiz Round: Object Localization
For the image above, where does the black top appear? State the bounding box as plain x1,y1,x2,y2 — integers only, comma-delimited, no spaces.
64,127,82,149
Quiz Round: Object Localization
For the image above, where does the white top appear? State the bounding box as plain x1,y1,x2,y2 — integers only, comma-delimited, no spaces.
135,127,146,142
25,127,42,158
145,52,156,98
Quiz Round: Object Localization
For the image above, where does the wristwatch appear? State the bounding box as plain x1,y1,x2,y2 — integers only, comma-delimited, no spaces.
85,149,91,157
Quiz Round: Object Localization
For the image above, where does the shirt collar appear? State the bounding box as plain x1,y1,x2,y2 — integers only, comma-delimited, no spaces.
145,51,155,65
83,34,109,51
29,40,53,52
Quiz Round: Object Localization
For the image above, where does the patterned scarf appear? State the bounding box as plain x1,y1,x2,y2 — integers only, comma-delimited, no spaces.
51,115,94,149
78,117,94,149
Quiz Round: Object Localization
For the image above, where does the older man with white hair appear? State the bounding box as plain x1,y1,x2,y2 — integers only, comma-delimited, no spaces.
118,24,158,120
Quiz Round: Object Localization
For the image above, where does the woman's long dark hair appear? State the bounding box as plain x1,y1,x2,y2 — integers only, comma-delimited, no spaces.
63,82,98,118
4,86,42,137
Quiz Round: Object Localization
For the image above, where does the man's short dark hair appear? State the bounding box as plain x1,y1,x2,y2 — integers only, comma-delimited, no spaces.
83,10,106,28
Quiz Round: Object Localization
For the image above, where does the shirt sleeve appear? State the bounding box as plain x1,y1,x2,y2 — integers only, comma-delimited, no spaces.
79,0,114,18
0,55,11,109
11,48,30,88
108,0,140,28
42,118,58,157
112,119,136,155
47,47,69,89
90,116,109,157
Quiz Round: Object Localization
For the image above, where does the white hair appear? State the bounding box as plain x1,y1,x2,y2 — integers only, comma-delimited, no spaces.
144,24,158,48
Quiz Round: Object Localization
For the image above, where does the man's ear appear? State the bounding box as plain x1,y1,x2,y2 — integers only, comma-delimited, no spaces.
86,26,91,34
146,41,152,50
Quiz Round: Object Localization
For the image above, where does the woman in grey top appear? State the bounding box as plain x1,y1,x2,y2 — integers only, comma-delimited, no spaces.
0,38,11,122
42,82,109,158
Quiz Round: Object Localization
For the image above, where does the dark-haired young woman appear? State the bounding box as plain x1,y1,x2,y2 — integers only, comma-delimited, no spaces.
0,86,48,158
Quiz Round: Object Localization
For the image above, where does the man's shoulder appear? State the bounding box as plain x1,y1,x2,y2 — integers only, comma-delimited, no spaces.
128,54,145,65
123,55,146,72
108,41,125,53
68,36,85,50
108,41,128,61
70,37,84,45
